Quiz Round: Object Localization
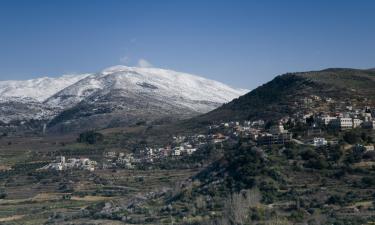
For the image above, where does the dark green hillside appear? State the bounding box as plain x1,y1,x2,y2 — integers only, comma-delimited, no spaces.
197,68,375,122
300,68,375,96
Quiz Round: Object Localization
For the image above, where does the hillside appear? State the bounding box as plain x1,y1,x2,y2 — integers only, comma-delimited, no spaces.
197,68,375,123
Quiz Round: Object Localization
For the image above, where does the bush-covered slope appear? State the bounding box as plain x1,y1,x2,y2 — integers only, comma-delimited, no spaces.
197,68,375,122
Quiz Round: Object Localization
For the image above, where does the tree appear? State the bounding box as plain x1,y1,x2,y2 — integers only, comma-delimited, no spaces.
343,131,360,144
328,145,343,162
0,189,7,199
224,146,267,191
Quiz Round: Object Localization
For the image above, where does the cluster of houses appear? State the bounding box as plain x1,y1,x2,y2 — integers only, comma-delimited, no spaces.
138,135,209,162
316,114,374,130
206,105,375,149
208,120,293,146
294,102,375,129
101,130,235,165
126,103,375,165
103,151,137,169
40,156,97,171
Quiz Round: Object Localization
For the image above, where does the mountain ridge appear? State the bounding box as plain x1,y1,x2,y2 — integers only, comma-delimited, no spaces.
0,74,91,102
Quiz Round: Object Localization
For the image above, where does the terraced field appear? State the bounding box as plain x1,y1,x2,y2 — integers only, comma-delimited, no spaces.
0,134,199,225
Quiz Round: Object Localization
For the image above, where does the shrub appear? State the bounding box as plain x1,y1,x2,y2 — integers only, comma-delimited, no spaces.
77,130,104,144
300,149,319,161
289,209,305,222
304,157,328,170
343,131,360,144
361,176,375,187
326,195,343,205
259,181,278,204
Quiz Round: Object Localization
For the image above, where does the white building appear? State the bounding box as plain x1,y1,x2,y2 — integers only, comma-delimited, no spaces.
312,137,328,147
331,118,353,129
270,123,287,134
352,118,363,128
172,146,183,156
186,148,197,155
364,145,375,152
318,116,337,126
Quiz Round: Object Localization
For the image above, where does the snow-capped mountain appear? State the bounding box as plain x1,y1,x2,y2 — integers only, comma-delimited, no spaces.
0,66,247,132
46,65,247,112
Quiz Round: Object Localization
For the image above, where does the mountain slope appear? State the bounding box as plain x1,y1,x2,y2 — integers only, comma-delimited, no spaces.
197,68,375,122
0,74,90,102
0,74,91,124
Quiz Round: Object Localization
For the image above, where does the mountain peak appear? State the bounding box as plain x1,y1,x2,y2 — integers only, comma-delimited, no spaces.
47,65,248,109
101,65,137,75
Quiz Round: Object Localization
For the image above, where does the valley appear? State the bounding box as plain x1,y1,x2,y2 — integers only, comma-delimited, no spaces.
0,68,374,224
1,1,375,224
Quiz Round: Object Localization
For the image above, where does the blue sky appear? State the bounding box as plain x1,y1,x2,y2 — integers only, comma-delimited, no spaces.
0,0,374,89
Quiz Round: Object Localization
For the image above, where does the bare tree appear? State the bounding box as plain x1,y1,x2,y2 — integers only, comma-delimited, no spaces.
266,216,292,225
223,188,261,225
195,195,207,210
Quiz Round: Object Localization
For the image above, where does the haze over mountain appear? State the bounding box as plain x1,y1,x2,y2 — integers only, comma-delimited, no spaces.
0,65,247,132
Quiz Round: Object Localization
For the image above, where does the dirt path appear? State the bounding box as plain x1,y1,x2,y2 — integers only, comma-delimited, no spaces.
0,215,25,222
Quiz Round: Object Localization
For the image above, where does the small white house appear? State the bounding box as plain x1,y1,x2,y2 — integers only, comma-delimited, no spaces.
172,146,183,156
352,118,363,128
364,145,375,152
312,137,328,147
186,148,197,155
